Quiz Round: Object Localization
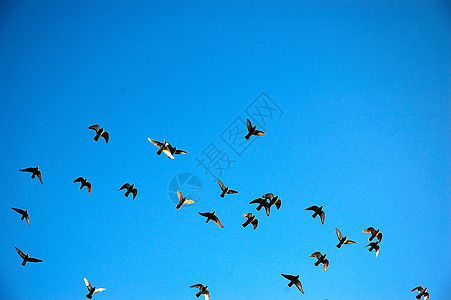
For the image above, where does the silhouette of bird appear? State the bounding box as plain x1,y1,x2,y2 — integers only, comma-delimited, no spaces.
335,228,355,248
245,118,266,140
249,197,271,216
88,125,109,143
119,183,137,200
366,241,380,257
11,207,30,226
363,227,382,242
305,205,325,224
309,252,329,271
411,286,429,300
15,247,43,266
242,213,258,229
190,284,209,299
84,278,106,299
176,191,194,209
262,193,281,210
148,138,187,159
20,166,43,184
198,211,223,228
281,274,304,294
73,177,91,194
217,179,238,197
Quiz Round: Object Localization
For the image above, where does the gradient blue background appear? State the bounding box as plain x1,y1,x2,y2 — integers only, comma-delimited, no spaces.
0,1,449,299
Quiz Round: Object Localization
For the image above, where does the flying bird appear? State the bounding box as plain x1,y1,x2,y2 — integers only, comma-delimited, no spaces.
249,197,271,216
411,286,429,300
73,177,91,194
217,179,238,198
88,125,109,143
305,205,325,224
15,247,43,266
84,278,106,299
11,207,30,226
176,191,194,209
242,213,258,229
190,284,209,299
363,227,383,242
198,211,223,228
366,242,380,257
262,193,281,210
335,228,355,248
309,252,329,271
119,183,137,200
20,166,43,184
245,118,266,140
148,138,187,159
281,274,304,294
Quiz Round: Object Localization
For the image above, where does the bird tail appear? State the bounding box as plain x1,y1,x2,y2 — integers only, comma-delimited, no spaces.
93,134,100,141
336,243,341,248
245,132,251,140
314,261,320,266
21,216,25,220
196,291,201,297
242,219,251,228
416,295,421,300
31,174,35,179
86,294,92,299
22,260,26,266
312,212,317,218
220,192,225,198
125,191,130,197
288,282,293,287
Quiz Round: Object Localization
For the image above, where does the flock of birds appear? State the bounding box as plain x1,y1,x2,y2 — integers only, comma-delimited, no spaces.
11,120,429,299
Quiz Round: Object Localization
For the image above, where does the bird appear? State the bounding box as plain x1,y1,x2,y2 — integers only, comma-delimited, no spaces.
262,193,281,210
281,274,304,294
305,205,325,224
176,191,194,209
84,278,106,299
309,252,329,271
242,213,258,229
15,247,43,266
217,179,238,197
73,177,91,194
249,197,271,216
148,138,187,159
366,241,380,257
363,227,383,242
335,228,355,248
411,286,429,300
11,207,30,226
20,166,43,184
245,118,266,140
119,183,137,200
88,125,109,143
190,284,209,299
198,211,223,228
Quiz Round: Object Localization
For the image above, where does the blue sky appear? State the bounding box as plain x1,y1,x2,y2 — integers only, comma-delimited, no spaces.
0,1,449,299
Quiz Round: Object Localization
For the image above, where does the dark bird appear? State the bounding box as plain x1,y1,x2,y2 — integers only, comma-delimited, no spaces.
412,286,429,300
20,166,43,184
245,118,266,140
309,252,329,271
176,190,194,209
119,183,137,200
242,213,258,229
363,227,383,242
217,178,238,198
15,247,43,266
148,138,187,159
88,125,109,143
366,241,380,257
198,211,223,228
281,274,304,294
305,205,325,224
11,207,30,226
262,193,281,210
84,278,106,299
73,177,91,194
190,284,209,299
335,228,355,248
249,197,271,216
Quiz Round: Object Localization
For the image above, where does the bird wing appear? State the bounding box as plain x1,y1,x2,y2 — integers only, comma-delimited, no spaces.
424,292,429,300
411,286,423,292
119,183,130,191
174,149,187,155
323,259,329,271
15,247,26,259
204,291,210,300
254,130,266,136
94,288,106,294
26,215,30,226
319,211,325,224
27,257,43,263
37,171,43,184
344,240,355,245
309,252,322,259
88,125,100,132
101,131,109,143
377,232,383,242
227,189,238,194
363,227,376,234
295,280,304,293
305,205,319,212
132,188,138,200
11,207,26,215
335,228,343,240
162,148,175,159
217,179,226,191
198,212,210,218
251,219,258,229
264,204,271,216
148,138,163,148
20,167,35,173
190,284,203,290
262,193,274,200
177,191,183,202
84,278,93,290
86,182,91,194
183,199,194,205
274,199,281,209
211,215,224,228
73,177,84,183
375,247,380,257
249,198,265,205
246,118,252,131
281,274,295,281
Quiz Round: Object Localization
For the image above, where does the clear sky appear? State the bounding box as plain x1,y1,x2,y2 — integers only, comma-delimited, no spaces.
0,1,449,299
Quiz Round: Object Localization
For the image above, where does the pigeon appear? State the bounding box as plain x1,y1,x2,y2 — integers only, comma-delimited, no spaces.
190,284,209,299
176,191,194,209
281,274,304,294
88,125,109,143
411,286,429,300
245,118,266,140
363,227,382,242
119,183,137,200
11,207,30,226
148,138,187,159
249,197,271,216
335,228,355,248
198,211,223,228
262,193,281,210
84,278,106,299
242,213,258,229
15,247,43,266
305,205,325,224
20,166,43,184
217,179,238,198
309,252,329,271
366,242,380,257
73,177,91,194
